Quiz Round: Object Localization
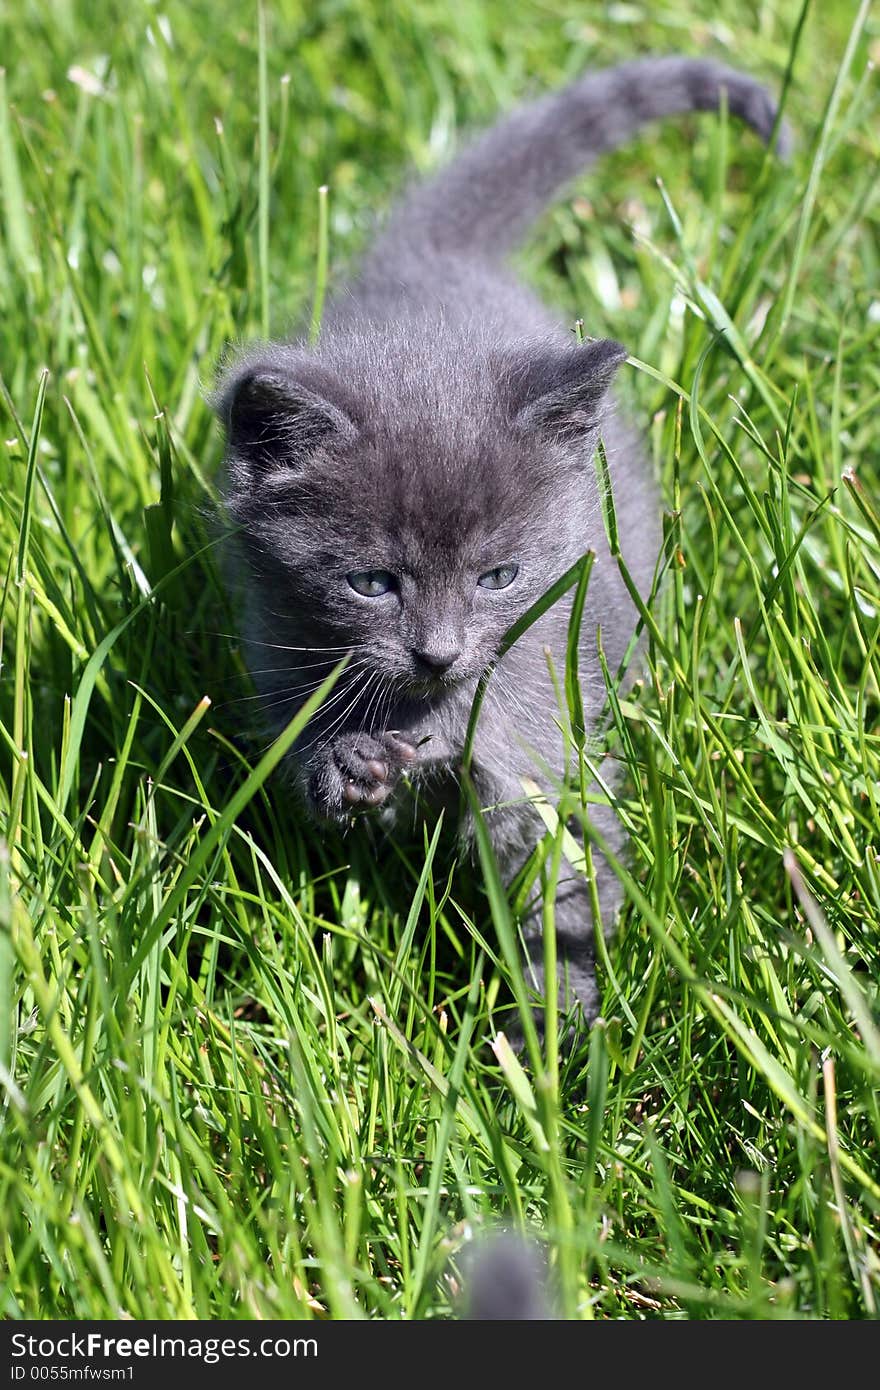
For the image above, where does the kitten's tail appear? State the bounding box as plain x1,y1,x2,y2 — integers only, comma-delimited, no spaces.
376,56,790,262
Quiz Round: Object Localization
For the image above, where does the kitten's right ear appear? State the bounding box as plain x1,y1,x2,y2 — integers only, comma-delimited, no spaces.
503,338,627,443
214,359,357,478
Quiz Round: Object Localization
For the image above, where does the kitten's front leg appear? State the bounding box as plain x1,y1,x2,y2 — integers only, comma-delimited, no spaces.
479,770,618,1043
306,729,418,821
521,876,600,1030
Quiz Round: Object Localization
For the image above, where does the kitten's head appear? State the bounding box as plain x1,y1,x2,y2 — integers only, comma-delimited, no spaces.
214,328,624,695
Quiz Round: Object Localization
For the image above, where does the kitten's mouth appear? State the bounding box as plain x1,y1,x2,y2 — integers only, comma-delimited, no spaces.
406,671,467,697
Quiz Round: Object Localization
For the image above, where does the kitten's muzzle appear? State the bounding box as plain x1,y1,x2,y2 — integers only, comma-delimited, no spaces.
411,645,461,677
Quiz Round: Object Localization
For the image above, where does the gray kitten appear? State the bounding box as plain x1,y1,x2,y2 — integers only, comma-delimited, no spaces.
215,57,787,1031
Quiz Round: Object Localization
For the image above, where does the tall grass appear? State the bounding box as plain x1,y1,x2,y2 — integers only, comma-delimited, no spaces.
0,0,878,1319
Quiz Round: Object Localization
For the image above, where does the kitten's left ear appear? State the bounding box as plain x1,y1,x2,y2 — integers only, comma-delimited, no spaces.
504,339,627,441
212,353,358,480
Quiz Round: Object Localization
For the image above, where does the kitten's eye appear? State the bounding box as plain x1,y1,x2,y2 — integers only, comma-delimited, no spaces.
347,568,397,597
478,563,519,591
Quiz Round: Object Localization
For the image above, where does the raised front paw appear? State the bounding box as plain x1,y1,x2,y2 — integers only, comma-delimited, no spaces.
307,730,418,821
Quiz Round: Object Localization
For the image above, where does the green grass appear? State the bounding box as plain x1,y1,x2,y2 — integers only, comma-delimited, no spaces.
1,0,879,1320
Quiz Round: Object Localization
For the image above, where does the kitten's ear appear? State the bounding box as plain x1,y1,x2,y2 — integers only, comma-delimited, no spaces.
505,339,627,442
214,359,357,476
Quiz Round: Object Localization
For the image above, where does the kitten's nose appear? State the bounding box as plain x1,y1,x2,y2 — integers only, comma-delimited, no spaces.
413,645,461,675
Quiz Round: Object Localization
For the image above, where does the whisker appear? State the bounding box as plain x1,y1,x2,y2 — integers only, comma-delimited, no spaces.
253,669,372,761
296,669,378,757
214,656,373,711
361,672,390,738
197,631,362,655
372,680,397,739
378,673,406,736
489,666,534,729
306,682,376,755
284,667,373,729
262,609,372,641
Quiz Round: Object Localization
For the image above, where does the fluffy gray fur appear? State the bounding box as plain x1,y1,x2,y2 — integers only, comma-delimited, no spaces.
215,56,787,1029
